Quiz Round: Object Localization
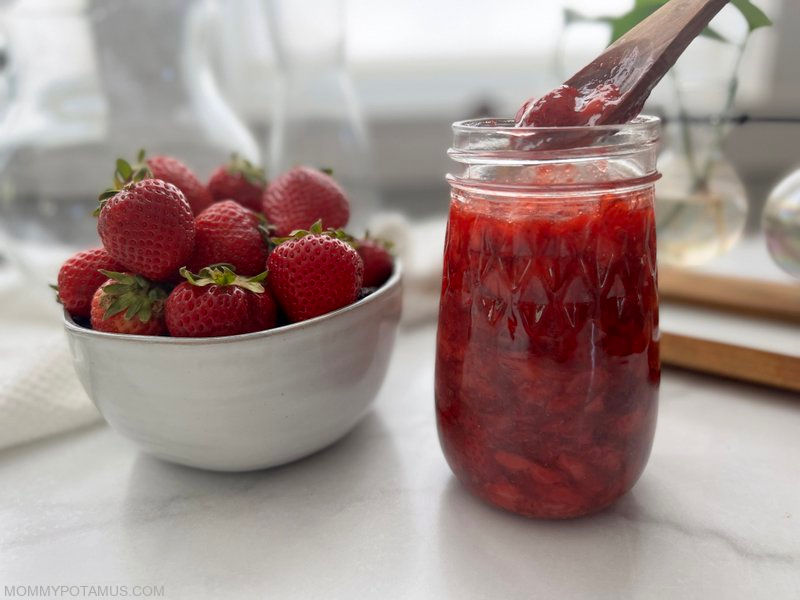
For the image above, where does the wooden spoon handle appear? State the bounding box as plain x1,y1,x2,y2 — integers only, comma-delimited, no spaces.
567,0,731,123
614,0,730,71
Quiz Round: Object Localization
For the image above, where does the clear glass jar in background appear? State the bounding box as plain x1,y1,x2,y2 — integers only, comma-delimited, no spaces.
0,0,259,295
763,167,800,278
436,117,661,518
264,0,380,234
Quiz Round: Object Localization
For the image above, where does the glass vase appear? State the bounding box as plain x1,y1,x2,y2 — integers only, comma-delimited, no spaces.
763,168,800,278
265,0,379,233
655,79,748,266
0,0,259,294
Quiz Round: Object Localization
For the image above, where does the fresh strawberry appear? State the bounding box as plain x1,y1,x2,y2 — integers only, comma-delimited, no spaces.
207,154,266,212
90,271,167,335
356,235,394,288
187,200,269,276
165,265,276,337
262,166,350,236
147,154,213,215
110,150,212,215
267,221,363,322
97,169,195,281
56,247,122,317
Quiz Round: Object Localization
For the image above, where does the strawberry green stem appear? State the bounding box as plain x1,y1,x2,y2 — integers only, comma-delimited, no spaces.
179,265,267,294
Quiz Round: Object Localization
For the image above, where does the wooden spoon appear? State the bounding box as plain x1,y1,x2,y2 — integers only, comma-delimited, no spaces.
565,0,731,124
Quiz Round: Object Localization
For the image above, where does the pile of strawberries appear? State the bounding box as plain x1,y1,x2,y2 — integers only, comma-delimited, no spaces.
56,151,394,337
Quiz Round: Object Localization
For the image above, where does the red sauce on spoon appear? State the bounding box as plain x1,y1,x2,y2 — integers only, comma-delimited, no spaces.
515,83,624,127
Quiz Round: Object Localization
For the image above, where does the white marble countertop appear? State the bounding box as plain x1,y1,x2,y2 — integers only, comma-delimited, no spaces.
1,320,798,599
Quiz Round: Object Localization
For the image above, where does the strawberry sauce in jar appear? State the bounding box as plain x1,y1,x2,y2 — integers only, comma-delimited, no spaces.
436,117,661,518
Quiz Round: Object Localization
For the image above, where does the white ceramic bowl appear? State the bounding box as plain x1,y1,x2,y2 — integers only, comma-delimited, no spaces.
63,266,403,471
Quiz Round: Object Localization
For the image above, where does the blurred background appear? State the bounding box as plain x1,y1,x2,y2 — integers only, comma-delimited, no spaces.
0,0,798,300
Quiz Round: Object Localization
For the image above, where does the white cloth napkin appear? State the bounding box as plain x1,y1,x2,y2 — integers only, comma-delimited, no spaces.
0,266,100,450
367,212,446,325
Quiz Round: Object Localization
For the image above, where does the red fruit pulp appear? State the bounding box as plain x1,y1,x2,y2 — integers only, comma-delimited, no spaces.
515,83,622,127
435,184,659,518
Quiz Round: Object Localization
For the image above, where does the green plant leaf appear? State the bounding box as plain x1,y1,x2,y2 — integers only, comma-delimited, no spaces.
608,5,659,43
567,0,767,45
700,26,728,42
731,0,772,32
563,8,595,24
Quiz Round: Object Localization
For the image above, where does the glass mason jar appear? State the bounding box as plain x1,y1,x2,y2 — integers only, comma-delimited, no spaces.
436,116,661,519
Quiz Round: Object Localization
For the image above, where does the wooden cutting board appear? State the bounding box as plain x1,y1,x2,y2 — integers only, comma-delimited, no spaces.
659,268,800,393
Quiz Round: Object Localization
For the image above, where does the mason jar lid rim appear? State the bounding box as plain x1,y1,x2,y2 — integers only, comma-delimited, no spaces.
452,115,660,134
